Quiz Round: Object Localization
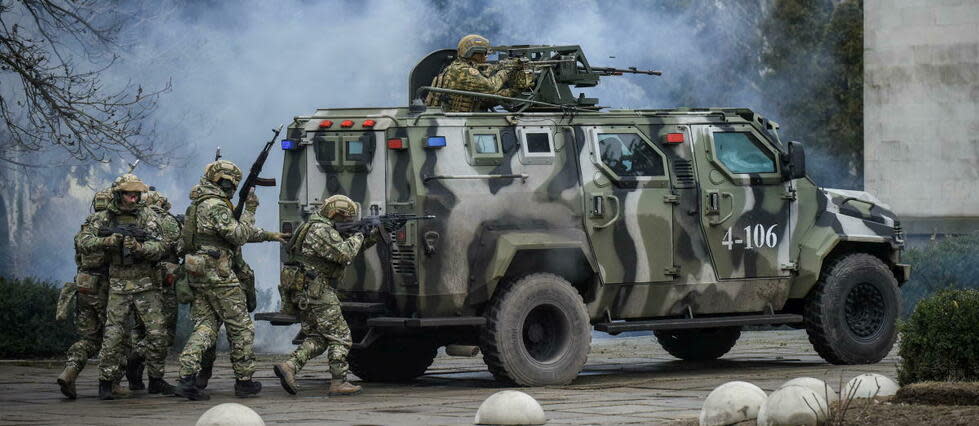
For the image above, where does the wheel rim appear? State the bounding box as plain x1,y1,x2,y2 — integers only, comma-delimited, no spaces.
844,282,886,340
521,304,571,363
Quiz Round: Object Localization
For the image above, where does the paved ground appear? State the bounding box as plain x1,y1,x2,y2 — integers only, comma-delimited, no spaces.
0,329,899,425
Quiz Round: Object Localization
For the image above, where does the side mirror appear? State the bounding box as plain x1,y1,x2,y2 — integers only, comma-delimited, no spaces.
783,141,806,181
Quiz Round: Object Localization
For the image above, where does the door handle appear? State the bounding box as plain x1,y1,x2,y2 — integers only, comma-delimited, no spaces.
593,194,621,230
591,195,605,217
707,192,734,226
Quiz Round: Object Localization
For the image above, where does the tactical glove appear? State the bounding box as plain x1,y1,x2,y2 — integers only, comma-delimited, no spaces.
267,231,289,243
124,236,143,254
245,188,259,213
101,234,121,248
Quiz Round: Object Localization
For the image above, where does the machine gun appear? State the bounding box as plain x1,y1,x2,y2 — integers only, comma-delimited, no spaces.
335,214,436,244
411,44,661,113
233,125,282,221
98,224,157,265
488,44,661,110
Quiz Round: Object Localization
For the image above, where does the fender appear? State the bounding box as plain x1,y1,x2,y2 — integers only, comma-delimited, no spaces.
477,231,596,304
791,213,897,299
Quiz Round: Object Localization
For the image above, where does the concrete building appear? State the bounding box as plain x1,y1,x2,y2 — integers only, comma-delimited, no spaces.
864,0,979,241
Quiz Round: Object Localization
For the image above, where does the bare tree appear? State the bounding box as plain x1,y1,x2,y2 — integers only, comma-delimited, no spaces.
0,0,170,167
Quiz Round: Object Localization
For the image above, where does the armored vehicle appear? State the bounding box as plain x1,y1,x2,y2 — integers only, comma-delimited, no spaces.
258,45,909,386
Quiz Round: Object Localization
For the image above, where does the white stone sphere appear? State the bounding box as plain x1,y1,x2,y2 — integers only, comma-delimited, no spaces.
842,373,899,399
698,381,767,426
474,390,546,425
779,377,839,404
757,385,828,426
196,403,265,426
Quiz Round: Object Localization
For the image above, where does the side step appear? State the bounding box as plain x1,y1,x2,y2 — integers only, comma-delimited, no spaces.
255,302,388,325
593,313,803,334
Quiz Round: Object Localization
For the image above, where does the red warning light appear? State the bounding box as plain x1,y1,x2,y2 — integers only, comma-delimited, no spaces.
340,120,354,128
362,119,377,128
387,138,406,150
318,120,333,128
666,133,685,143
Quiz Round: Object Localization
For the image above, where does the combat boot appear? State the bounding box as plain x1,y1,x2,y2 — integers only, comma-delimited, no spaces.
147,377,175,395
126,354,145,391
273,362,299,395
234,379,262,397
112,381,130,398
57,366,79,400
98,380,114,400
328,380,362,396
174,375,209,401
195,363,212,389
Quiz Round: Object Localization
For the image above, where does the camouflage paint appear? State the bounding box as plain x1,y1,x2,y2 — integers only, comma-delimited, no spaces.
276,107,904,324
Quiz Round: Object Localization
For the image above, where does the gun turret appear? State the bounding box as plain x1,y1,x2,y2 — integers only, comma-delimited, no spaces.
410,44,661,112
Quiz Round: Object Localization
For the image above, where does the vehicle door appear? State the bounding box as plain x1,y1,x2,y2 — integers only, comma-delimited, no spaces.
692,124,793,279
306,127,387,292
579,126,675,284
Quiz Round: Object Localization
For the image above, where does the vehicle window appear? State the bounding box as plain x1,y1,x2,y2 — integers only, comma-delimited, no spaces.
346,139,365,161
473,134,499,154
526,133,551,153
314,138,336,162
713,132,775,174
598,133,664,177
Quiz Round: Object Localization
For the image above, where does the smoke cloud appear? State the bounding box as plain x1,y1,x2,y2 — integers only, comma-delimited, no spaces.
3,0,855,349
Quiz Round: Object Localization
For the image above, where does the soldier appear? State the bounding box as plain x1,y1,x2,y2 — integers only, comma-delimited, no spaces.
125,190,180,392
57,189,132,400
425,34,524,112
76,174,173,400
174,160,285,401
273,194,376,396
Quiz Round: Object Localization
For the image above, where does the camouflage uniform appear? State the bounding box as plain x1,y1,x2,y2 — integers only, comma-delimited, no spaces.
57,190,121,399
76,174,169,400
426,59,513,112
274,195,376,395
127,191,181,390
425,34,516,112
175,160,280,400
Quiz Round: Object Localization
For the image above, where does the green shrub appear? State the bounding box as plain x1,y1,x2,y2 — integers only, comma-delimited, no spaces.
0,276,77,358
898,289,979,385
901,233,979,316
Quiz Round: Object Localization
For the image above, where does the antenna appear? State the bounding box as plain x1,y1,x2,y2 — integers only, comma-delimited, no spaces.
127,159,140,174
215,147,222,161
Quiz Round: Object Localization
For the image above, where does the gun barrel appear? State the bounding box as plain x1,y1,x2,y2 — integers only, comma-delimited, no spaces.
587,66,662,76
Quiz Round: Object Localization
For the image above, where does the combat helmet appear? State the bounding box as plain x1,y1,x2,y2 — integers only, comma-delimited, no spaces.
144,190,172,210
110,173,149,206
203,160,243,186
321,194,359,220
112,174,149,193
457,34,490,59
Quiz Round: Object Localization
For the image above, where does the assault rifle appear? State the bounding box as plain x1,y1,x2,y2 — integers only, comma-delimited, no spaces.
335,214,436,243
98,224,157,265
233,125,282,221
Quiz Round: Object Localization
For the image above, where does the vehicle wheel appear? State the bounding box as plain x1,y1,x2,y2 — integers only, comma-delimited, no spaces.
348,336,437,382
654,327,741,361
479,273,591,386
804,253,900,364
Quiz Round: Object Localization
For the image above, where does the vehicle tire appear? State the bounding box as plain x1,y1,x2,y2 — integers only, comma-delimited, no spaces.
804,253,900,365
654,327,741,361
348,336,438,382
479,273,591,386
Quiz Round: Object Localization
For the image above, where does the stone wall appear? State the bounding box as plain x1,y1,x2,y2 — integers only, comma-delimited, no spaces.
864,0,979,237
